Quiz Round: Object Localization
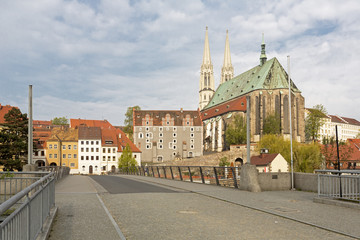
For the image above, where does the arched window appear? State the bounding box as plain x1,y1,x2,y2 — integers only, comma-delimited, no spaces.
283,95,289,134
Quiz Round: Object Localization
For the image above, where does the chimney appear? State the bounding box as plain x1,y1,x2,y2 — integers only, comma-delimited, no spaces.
180,108,183,113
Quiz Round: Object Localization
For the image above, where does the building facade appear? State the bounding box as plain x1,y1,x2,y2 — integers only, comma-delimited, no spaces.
78,126,102,175
133,110,203,163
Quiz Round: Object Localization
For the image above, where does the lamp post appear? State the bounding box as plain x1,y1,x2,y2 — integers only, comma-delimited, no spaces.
288,56,294,190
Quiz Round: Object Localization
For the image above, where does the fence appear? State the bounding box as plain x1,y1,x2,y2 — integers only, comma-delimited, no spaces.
0,167,70,240
316,170,360,203
118,166,241,188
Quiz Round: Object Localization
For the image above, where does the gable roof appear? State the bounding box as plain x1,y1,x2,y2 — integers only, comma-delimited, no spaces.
203,57,301,110
78,126,101,140
329,115,360,126
70,119,113,129
251,153,279,166
201,96,246,121
133,110,202,126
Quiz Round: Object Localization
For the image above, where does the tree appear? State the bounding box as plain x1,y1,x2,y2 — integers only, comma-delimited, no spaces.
258,134,322,173
219,156,230,167
0,108,28,171
118,144,138,171
51,117,68,125
123,106,141,141
262,114,281,135
225,115,246,148
305,104,327,142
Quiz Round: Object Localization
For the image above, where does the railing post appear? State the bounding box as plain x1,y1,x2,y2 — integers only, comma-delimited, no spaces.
188,167,193,182
214,167,219,186
26,193,30,240
178,167,183,181
199,167,205,184
163,167,167,179
151,167,154,177
170,167,174,180
231,167,238,188
156,167,160,178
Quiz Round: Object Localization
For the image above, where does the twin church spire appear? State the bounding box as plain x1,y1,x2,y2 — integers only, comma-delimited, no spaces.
199,27,234,110
199,28,267,110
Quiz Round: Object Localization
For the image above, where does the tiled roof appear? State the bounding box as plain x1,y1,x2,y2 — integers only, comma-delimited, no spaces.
101,128,118,147
203,57,301,110
322,139,360,161
134,110,202,126
115,128,141,153
0,104,18,124
70,119,113,129
78,126,100,140
329,115,360,126
251,153,279,166
201,96,246,120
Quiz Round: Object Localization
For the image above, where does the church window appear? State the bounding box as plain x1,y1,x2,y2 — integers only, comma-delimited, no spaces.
283,95,290,134
255,96,260,135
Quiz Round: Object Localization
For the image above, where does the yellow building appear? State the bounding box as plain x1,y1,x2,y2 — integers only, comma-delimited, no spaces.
46,127,78,172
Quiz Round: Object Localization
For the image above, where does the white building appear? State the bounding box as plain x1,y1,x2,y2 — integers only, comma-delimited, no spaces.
251,152,289,173
78,126,102,175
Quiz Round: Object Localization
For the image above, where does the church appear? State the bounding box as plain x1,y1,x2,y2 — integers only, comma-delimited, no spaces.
199,27,305,152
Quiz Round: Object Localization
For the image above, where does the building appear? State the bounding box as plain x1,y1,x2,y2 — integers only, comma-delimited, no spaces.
251,151,289,173
70,119,141,174
200,30,305,152
324,138,360,170
46,127,78,173
78,126,102,174
0,104,18,129
133,109,203,163
32,120,52,167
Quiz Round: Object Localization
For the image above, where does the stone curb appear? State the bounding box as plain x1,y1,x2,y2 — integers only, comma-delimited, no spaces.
313,197,360,210
36,206,58,240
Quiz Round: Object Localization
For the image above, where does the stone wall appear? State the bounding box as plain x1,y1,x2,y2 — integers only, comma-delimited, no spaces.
258,172,291,191
294,172,318,192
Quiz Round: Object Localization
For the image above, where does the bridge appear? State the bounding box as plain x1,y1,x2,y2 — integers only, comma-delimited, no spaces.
47,174,360,240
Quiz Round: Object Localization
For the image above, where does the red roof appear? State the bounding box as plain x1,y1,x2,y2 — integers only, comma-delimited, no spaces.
115,128,141,153
201,96,246,120
70,119,113,129
329,115,360,126
250,153,279,166
322,139,360,161
0,104,18,124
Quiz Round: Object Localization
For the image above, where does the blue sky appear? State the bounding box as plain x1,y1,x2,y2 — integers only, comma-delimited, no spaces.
1,0,360,125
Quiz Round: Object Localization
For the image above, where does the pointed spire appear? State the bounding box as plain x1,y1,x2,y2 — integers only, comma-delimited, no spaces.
202,26,211,65
260,33,267,66
220,29,234,84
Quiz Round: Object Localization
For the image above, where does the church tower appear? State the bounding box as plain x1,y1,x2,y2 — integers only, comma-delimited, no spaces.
220,30,234,84
199,27,215,110
260,33,267,66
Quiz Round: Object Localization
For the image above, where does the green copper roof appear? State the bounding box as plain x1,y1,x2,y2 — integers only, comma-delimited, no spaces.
203,57,301,110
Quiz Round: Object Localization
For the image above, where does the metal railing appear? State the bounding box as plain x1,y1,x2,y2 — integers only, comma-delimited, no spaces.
118,166,241,188
0,167,70,240
316,170,360,203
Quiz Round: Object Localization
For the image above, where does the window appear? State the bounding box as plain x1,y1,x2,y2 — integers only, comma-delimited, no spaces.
41,151,45,156
159,127,163,132
173,127,177,132
86,141,89,145
103,156,106,161
68,145,71,150
108,156,111,161
190,139,194,144
49,144,52,149
158,144,163,149
190,127,194,132
113,148,116,153
91,141,94,145
82,166,85,171
91,156,94,160
81,141,84,145
74,154,77,158
96,148,99,152
134,155,137,159
68,154,71,158
190,133,194,138
91,148,94,152
34,151,38,156
70,163,75,167
95,166,98,171
108,148,111,153
54,154,57,158
81,148,84,152
173,133,177,138
63,154,66,159
173,152,176,156
103,166,106,171
86,148,89,152
86,156,89,160
146,127,149,132
139,133,143,138
173,145,177,150
54,144,57,149
190,145,194,149
49,154,53,158
62,163,66,166
159,133,163,137
113,156,115,161
157,156,163,162
103,148,106,153
81,156,84,160
74,145,77,150
96,156,99,160
146,144,152,149
159,139,163,143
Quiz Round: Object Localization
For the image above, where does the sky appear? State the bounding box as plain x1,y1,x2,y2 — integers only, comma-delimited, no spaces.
1,0,360,126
